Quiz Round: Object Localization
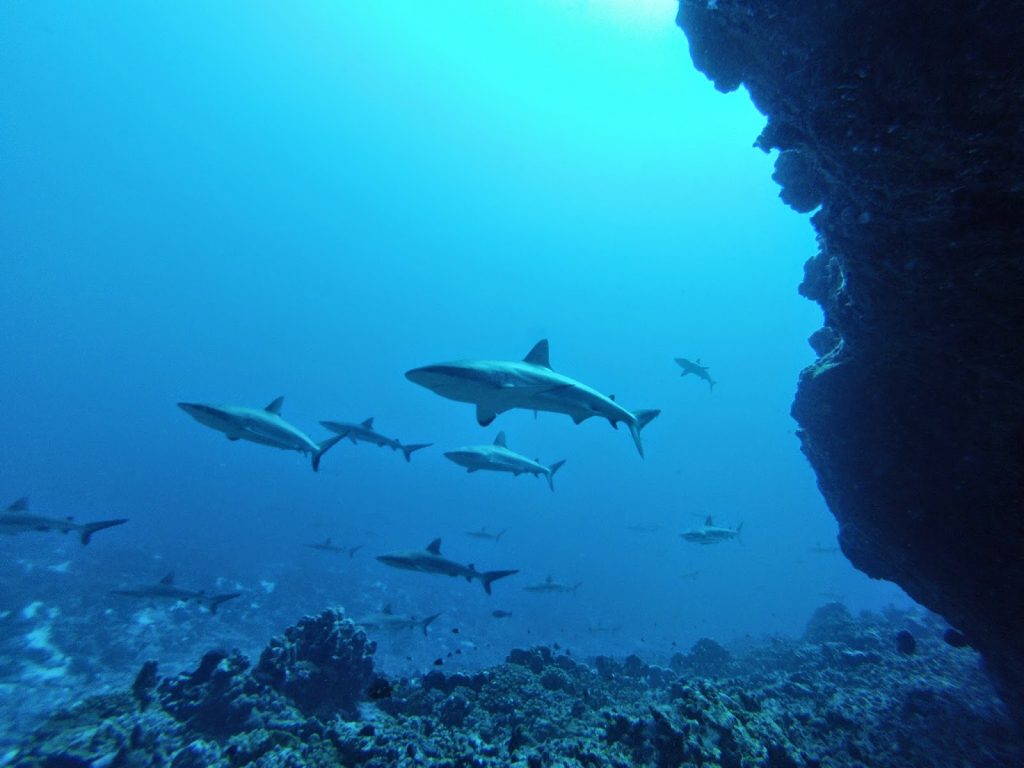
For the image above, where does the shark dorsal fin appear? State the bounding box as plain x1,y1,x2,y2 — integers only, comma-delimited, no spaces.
523,339,551,368
383,604,393,615
265,396,284,415
324,538,332,546
546,575,553,583
426,538,442,555
494,431,507,447
705,515,713,526
160,573,175,586
4,497,29,513
362,417,374,429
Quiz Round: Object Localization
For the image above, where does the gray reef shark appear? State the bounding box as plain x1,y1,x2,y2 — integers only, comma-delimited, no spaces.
0,497,127,545
679,516,743,545
465,527,507,543
305,538,363,557
675,357,717,391
444,432,566,491
523,576,582,595
319,417,432,462
376,538,518,595
111,573,240,614
405,340,660,457
353,605,442,636
178,396,342,472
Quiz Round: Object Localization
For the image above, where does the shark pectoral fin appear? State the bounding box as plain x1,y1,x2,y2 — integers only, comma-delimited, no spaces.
476,404,498,427
571,414,592,425
608,418,618,429
226,433,241,441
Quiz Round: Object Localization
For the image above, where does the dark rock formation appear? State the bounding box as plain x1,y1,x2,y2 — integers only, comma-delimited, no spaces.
677,0,1024,721
253,608,377,719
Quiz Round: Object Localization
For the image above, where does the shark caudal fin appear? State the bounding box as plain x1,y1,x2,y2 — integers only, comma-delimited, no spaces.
545,460,567,492
312,434,344,472
420,612,443,636
495,529,507,543
573,582,583,596
79,519,128,545
480,569,518,595
401,443,433,462
207,593,241,615
627,409,661,458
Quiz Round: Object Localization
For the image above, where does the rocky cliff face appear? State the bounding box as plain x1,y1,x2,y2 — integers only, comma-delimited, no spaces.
677,0,1024,720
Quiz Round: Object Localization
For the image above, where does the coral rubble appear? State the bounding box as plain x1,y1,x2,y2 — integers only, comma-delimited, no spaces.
10,606,1021,767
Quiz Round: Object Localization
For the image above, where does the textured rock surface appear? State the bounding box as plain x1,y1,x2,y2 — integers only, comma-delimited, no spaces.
677,0,1024,720
10,606,1022,766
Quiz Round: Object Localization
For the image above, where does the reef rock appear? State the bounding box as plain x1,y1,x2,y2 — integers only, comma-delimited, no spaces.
677,0,1024,721
253,608,377,719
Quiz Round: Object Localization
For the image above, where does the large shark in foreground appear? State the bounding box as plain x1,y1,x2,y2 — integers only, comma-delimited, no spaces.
319,417,432,462
679,516,743,545
444,432,566,491
0,497,127,545
178,396,343,471
111,573,241,614
376,539,518,595
405,340,660,457
353,605,442,636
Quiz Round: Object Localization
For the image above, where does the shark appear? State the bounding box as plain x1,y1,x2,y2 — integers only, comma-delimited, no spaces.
808,544,840,555
0,498,127,545
319,417,432,462
353,605,442,636
111,573,240,614
523,576,582,595
177,396,343,472
465,527,506,543
444,432,566,491
675,357,717,392
305,538,363,557
405,340,660,457
376,539,518,595
679,516,743,545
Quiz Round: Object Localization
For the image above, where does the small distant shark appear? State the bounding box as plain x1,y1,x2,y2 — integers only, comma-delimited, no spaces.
445,432,566,491
523,576,582,595
319,417,432,462
679,569,701,580
0,498,127,545
675,357,717,392
465,527,507,543
305,538,363,557
679,516,743,545
376,538,518,595
354,605,442,636
406,340,660,457
178,396,343,472
808,544,839,555
111,573,241,614
491,610,513,619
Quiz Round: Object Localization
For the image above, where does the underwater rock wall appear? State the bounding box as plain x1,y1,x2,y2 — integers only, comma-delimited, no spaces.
676,0,1024,720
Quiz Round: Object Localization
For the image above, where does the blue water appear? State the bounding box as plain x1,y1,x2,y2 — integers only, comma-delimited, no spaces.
1,0,908,717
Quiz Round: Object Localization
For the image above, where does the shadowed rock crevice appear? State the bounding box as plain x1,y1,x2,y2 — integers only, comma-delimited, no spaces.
677,0,1024,721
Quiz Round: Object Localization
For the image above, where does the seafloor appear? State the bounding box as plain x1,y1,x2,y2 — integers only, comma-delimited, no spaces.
8,603,1021,767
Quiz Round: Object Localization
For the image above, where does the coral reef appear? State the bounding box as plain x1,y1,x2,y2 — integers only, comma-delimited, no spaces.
10,606,1021,767
677,0,1024,720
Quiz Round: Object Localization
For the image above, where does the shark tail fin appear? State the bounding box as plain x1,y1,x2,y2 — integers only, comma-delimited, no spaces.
312,434,344,472
421,612,443,636
573,582,583,596
736,522,744,543
79,518,128,545
545,459,567,492
208,593,241,614
401,443,432,462
709,379,717,392
480,569,518,595
627,409,661,458
495,529,507,543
